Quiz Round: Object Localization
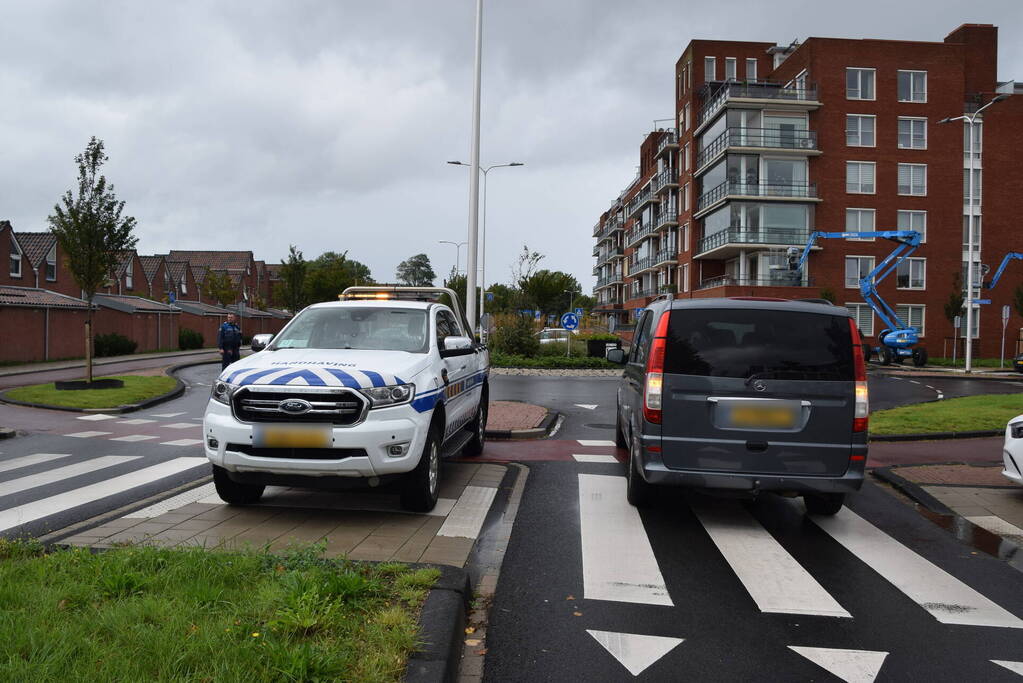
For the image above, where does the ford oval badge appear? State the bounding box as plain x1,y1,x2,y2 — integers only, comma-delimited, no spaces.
280,399,313,415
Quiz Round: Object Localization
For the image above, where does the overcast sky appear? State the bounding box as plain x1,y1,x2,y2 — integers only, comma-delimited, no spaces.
2,0,1021,292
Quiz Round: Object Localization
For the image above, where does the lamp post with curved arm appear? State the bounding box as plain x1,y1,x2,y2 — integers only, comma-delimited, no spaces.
438,240,467,277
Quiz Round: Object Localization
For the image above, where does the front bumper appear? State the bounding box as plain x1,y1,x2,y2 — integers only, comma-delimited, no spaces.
203,399,429,478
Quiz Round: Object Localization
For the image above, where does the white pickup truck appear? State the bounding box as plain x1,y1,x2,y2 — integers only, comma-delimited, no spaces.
202,286,489,512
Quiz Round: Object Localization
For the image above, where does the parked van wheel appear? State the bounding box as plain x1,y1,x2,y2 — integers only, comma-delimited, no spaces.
463,390,488,457
803,492,845,516
615,406,627,449
912,347,928,367
626,433,653,508
212,465,264,505
401,428,440,512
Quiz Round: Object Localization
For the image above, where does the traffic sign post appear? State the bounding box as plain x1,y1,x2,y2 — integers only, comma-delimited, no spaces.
1002,305,1011,368
953,315,961,367
561,312,579,357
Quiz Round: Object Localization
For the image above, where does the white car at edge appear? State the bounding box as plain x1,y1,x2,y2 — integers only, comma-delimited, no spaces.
1002,415,1023,485
202,287,489,512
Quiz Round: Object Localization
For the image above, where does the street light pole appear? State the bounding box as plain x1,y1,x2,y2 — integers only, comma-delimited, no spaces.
438,240,467,276
938,94,1007,373
465,0,483,336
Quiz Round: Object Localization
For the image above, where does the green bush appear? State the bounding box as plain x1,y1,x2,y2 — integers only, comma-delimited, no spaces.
93,333,138,358
490,352,618,369
536,341,571,357
178,328,204,350
578,332,618,342
490,314,540,357
241,334,253,346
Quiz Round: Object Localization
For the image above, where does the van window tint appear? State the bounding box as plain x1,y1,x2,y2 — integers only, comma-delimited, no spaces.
664,309,853,380
631,311,654,364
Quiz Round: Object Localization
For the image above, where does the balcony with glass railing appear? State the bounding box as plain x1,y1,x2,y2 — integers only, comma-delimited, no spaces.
629,255,658,275
696,274,813,291
626,187,656,217
595,271,624,289
595,245,624,266
653,209,678,231
697,81,820,130
625,222,654,248
695,181,817,214
627,286,661,301
654,247,677,266
652,169,679,195
695,228,810,259
695,128,818,172
655,129,678,158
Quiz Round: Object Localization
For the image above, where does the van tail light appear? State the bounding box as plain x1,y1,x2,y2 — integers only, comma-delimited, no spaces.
849,318,869,433
644,312,671,424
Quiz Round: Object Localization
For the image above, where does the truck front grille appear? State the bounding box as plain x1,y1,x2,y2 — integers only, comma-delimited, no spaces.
232,387,366,425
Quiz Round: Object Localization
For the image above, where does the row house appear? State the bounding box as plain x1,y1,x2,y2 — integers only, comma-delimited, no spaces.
593,24,1023,357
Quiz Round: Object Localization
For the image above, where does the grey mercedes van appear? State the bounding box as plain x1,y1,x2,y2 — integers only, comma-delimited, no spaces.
607,297,869,515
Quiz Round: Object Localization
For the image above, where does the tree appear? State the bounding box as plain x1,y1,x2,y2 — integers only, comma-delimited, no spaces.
202,270,238,307
1014,282,1023,321
443,271,478,323
48,137,138,383
304,251,374,303
396,253,436,286
944,271,965,327
275,244,308,312
519,269,581,320
484,283,518,314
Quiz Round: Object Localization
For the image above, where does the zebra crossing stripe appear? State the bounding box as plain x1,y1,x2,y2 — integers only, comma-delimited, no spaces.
0,456,139,498
578,474,673,606
788,646,888,683
0,458,207,534
692,499,851,618
0,453,72,474
812,508,1023,629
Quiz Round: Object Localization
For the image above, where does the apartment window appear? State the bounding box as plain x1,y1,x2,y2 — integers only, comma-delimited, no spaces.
682,223,690,252
846,208,875,240
704,56,716,82
846,115,875,147
846,68,875,100
683,103,690,132
897,210,927,243
682,183,690,212
846,161,875,194
10,237,22,278
45,244,57,281
725,57,737,81
897,70,927,102
681,263,689,292
898,118,927,149
125,260,133,289
746,58,757,81
895,304,925,336
683,142,690,171
963,168,982,205
963,216,982,248
845,256,874,288
896,258,925,289
960,307,980,339
898,163,926,196
963,121,982,160
846,303,874,336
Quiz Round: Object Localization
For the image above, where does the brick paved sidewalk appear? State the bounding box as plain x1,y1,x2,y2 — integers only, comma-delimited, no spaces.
487,401,546,431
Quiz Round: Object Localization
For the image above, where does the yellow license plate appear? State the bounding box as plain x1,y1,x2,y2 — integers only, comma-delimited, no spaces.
255,425,331,448
730,405,796,429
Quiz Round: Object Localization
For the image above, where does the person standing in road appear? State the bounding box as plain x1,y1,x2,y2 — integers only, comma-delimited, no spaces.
217,313,242,370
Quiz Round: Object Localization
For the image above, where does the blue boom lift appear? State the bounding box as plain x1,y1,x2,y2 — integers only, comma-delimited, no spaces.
983,253,1023,290
786,229,926,366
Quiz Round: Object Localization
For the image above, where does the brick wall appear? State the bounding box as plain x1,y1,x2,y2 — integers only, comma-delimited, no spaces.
0,307,92,362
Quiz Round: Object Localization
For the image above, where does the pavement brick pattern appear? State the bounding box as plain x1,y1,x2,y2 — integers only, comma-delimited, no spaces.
63,463,506,568
487,401,547,431
892,464,1011,486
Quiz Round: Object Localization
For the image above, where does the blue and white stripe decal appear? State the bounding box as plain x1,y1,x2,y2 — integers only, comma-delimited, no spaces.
222,366,406,388
410,369,488,413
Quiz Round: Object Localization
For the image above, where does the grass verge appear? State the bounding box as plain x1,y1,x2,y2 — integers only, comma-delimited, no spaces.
922,356,1008,368
0,539,438,682
3,374,178,409
870,392,1023,435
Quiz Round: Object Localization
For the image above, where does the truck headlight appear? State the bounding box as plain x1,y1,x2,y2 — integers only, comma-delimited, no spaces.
211,380,239,405
361,383,415,408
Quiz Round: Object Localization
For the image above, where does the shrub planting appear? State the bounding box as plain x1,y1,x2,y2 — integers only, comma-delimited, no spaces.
178,328,204,350
93,333,137,358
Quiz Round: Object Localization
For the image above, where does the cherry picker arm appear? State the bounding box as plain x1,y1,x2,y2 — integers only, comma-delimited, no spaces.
983,253,1023,290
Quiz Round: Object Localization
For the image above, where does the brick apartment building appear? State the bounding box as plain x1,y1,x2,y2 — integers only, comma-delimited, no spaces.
593,24,1023,358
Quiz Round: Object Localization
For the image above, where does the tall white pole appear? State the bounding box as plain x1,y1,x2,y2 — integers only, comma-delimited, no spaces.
965,115,976,373
465,0,483,335
478,168,488,337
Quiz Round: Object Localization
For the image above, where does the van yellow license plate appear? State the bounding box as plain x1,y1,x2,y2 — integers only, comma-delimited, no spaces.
729,405,797,429
254,425,331,448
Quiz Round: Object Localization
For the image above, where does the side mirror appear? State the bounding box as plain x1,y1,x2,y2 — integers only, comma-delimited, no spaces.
440,335,475,358
606,348,626,364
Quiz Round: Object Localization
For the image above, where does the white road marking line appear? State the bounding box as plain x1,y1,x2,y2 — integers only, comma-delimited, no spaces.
812,508,1023,628
573,454,619,464
159,439,204,447
0,458,207,533
937,393,944,400
196,486,458,517
587,630,683,677
992,661,1023,676
789,646,888,683
438,486,498,539
578,474,672,606
118,418,156,425
0,453,72,473
966,515,1023,541
109,435,159,442
125,483,217,518
64,431,112,438
162,422,200,429
909,380,920,385
578,439,616,447
150,412,185,418
76,414,119,421
691,500,851,618
0,456,139,498
575,404,598,410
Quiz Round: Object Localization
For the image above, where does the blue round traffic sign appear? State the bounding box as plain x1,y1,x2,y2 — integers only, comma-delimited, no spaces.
561,312,579,330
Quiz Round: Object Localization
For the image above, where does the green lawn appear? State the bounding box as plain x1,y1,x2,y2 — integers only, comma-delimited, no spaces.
871,392,1023,435
0,540,437,682
3,375,178,409
922,357,1010,368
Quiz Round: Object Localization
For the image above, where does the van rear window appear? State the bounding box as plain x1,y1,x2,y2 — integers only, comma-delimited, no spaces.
663,309,854,380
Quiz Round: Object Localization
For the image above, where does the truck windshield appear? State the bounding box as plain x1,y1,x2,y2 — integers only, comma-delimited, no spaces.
664,309,854,380
271,307,429,353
